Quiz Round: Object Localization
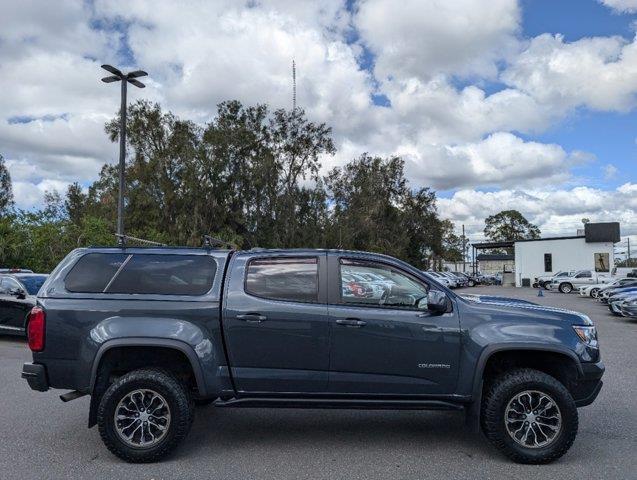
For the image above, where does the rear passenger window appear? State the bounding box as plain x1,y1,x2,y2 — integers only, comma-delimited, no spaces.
106,254,217,295
245,257,318,303
65,253,129,293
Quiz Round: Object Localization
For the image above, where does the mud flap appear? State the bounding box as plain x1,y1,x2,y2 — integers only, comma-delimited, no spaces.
464,379,482,434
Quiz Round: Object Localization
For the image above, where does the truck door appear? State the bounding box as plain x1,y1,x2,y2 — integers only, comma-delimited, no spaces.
222,252,329,393
326,254,461,395
0,277,31,333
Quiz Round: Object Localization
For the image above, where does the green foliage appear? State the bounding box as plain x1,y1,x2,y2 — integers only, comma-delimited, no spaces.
0,154,13,214
1,100,463,272
484,209,541,242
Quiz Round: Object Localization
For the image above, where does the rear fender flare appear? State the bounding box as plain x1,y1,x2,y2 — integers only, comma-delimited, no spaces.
89,337,207,396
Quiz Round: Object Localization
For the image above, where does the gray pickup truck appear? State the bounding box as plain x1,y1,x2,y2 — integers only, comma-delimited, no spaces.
22,247,604,464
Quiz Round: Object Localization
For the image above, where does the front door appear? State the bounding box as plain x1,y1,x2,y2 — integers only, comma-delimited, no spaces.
327,255,461,395
0,277,30,333
222,253,329,394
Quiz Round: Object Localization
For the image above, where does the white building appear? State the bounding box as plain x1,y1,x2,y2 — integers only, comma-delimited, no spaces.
472,222,620,287
514,236,615,287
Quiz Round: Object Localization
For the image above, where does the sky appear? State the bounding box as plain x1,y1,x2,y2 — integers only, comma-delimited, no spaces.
2,0,637,247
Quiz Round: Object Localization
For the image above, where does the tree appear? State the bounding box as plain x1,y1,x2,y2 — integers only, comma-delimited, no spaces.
0,154,14,214
484,210,540,242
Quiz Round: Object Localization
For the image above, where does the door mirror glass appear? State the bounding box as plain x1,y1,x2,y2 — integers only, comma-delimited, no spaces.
427,290,448,313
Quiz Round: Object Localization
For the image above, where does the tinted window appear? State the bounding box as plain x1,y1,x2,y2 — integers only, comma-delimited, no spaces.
0,277,21,294
340,259,428,309
65,253,129,293
245,257,318,303
576,271,592,278
544,253,552,273
16,275,48,295
106,254,217,295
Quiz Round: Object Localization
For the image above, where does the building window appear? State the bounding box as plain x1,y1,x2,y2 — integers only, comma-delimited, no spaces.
544,253,552,272
594,253,610,272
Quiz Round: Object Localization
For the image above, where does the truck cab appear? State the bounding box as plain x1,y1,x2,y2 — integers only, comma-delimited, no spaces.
21,247,604,464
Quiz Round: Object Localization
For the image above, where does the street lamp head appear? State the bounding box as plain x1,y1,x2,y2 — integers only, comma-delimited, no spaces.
101,75,121,83
127,70,148,79
101,64,123,77
127,78,146,89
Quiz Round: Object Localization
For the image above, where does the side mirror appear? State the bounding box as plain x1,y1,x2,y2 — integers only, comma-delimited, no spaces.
427,290,448,313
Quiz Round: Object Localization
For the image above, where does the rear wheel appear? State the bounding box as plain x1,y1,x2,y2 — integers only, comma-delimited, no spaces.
481,368,578,464
97,368,194,463
558,283,573,294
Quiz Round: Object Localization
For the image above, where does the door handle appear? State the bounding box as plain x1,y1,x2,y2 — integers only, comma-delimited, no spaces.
336,318,367,327
236,313,267,323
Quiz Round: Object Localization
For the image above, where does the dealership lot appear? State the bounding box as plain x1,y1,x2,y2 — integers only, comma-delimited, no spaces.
0,286,635,480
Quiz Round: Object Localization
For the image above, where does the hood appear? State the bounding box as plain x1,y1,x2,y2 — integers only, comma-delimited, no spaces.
459,293,593,325
460,294,537,306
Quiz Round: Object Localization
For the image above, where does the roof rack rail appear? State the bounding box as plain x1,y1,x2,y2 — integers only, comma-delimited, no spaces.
202,235,232,249
114,234,166,248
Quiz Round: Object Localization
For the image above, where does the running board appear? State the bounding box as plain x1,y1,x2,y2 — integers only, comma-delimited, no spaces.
213,397,464,411
60,390,87,402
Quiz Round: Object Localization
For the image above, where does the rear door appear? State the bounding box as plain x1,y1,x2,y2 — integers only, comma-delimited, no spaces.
327,254,461,395
222,252,329,393
0,277,31,332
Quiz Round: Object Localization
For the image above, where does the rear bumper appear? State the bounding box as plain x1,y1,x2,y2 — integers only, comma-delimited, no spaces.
21,362,49,392
573,361,604,407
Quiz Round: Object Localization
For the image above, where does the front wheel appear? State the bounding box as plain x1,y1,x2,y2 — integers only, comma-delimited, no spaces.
97,368,194,463
559,283,573,294
590,288,600,298
481,368,578,464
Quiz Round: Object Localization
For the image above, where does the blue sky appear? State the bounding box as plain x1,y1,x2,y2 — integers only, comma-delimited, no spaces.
2,0,637,240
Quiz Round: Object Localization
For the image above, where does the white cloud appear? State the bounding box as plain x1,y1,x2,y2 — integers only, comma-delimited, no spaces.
502,33,637,112
354,0,520,81
604,164,619,180
599,0,637,13
438,184,637,239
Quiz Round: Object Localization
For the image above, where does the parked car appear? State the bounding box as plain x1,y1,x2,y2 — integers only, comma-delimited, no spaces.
534,270,577,289
619,296,637,317
549,270,613,294
0,273,48,335
427,271,457,288
600,286,637,304
455,272,478,287
579,278,637,298
607,291,637,315
444,271,469,287
0,268,34,273
22,247,603,464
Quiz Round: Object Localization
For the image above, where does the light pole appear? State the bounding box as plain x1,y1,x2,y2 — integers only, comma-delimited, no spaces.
100,64,147,245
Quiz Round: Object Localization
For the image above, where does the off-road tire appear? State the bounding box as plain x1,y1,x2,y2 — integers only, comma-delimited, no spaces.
559,283,573,294
97,368,194,463
481,368,578,464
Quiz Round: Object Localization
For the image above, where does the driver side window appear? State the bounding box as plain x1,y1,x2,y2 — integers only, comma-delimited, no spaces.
339,259,428,309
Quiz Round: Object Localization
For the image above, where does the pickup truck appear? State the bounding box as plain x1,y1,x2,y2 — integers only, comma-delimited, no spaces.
548,270,613,294
21,247,604,464
533,270,576,289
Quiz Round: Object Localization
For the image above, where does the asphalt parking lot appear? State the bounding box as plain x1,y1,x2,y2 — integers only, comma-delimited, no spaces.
1,286,636,480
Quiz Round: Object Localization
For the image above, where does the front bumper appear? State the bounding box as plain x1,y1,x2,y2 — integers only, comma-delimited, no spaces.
573,361,604,407
21,363,49,392
620,304,637,317
609,301,623,314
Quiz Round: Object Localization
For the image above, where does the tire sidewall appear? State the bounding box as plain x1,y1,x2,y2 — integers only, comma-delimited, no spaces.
482,370,578,464
98,371,192,462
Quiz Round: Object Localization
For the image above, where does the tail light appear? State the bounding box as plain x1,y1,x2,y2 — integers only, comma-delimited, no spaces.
27,306,45,352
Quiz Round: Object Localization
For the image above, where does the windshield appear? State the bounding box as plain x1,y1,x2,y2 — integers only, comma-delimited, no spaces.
17,275,48,295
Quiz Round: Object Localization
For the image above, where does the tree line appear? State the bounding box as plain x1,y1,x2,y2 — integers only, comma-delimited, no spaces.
0,100,466,273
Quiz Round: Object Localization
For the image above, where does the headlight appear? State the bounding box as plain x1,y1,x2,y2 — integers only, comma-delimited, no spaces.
573,325,598,347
